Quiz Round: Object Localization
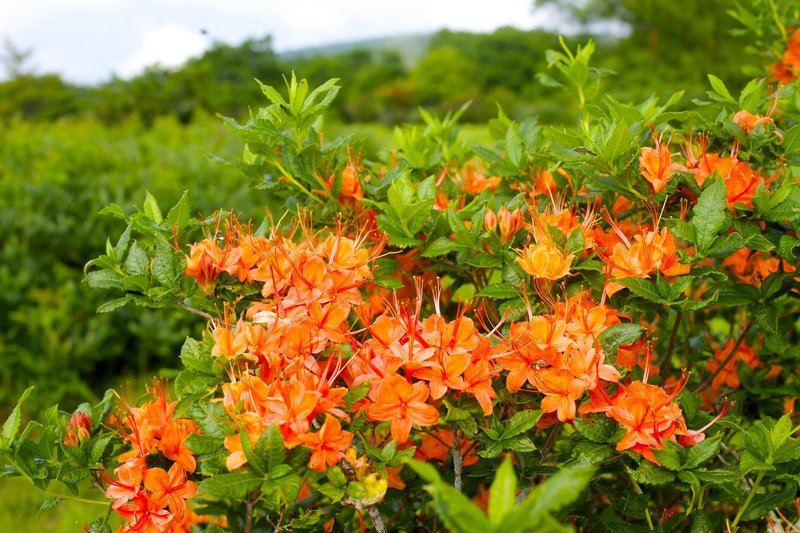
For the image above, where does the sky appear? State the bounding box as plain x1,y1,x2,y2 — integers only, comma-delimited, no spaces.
0,0,564,85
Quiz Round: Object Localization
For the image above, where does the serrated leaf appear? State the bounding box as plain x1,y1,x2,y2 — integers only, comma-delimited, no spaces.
741,486,797,521
502,410,542,439
3,386,34,444
478,283,519,299
152,239,182,288
629,462,675,486
783,124,800,156
344,380,371,408
692,178,728,253
684,435,721,469
143,191,163,224
198,471,262,499
96,297,130,313
37,497,62,516
572,417,612,444
255,425,285,470
599,323,646,359
165,190,191,229
422,237,470,258
619,277,666,303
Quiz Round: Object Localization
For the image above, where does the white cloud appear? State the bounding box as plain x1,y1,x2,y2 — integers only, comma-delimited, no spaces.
119,24,209,78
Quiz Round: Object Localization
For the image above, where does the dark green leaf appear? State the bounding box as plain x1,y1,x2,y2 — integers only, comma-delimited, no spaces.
198,471,263,499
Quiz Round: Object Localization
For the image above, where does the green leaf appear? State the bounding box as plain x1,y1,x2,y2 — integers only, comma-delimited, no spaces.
500,465,596,531
179,337,215,375
408,460,492,533
124,241,149,275
96,297,131,313
90,434,114,464
2,386,34,445
598,323,646,358
489,458,517,525
152,239,182,288
185,434,224,455
478,283,520,299
165,191,191,229
502,410,542,439
37,497,62,516
572,417,613,444
652,442,682,472
344,381,371,408
783,124,800,156
198,471,263,499
506,124,524,168
741,486,797,521
255,425,286,471
619,277,666,304
143,191,163,224
327,466,347,488
707,74,735,102
629,462,675,486
740,451,774,475
422,237,470,258
684,435,721,469
85,270,124,290
691,178,728,253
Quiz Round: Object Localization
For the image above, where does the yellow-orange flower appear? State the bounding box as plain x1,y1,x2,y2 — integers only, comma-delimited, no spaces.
517,243,574,281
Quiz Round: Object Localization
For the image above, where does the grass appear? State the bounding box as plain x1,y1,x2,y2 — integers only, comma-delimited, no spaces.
0,477,121,532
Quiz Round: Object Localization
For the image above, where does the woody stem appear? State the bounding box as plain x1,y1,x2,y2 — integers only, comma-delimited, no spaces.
244,496,255,533
367,505,387,533
693,318,754,394
451,430,464,493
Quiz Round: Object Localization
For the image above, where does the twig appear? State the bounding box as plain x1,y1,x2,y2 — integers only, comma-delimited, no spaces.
693,318,754,394
178,300,216,323
367,505,387,533
539,422,563,465
244,497,255,533
451,434,464,493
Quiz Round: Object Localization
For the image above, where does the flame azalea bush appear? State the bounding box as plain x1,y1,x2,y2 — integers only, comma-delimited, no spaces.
5,5,800,533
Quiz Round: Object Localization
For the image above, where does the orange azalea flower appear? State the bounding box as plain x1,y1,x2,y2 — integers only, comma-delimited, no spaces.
707,339,759,391
159,420,199,473
532,367,587,422
517,243,574,281
367,373,440,443
640,137,680,193
771,28,800,83
462,165,501,194
498,315,573,393
300,414,354,471
184,239,242,294
722,248,795,287
415,428,479,466
602,380,688,463
144,462,197,521
732,110,774,135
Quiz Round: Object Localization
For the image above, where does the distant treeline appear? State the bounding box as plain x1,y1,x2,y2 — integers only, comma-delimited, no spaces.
1,0,752,126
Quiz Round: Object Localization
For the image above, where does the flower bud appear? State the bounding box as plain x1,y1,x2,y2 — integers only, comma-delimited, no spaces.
483,208,497,232
64,411,92,446
497,206,524,243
